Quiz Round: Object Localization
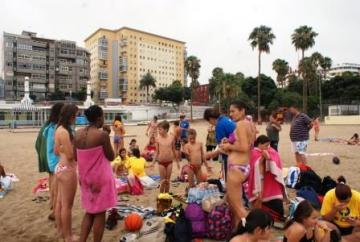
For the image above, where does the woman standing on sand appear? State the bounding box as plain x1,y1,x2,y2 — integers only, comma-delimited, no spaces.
36,102,64,220
220,101,253,228
146,116,158,139
112,115,125,155
54,104,78,242
74,105,116,242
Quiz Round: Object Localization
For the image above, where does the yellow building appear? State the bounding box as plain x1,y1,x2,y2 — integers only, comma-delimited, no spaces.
84,27,186,103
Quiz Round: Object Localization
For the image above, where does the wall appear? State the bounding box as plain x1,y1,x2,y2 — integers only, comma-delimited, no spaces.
324,115,360,125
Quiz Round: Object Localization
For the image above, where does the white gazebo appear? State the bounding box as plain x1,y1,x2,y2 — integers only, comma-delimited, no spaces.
11,77,42,128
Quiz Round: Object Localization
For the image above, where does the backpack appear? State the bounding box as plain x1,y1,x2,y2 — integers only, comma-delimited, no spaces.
285,167,300,188
207,203,232,240
165,208,192,242
127,175,144,195
296,186,321,209
185,203,208,238
295,170,323,194
321,176,337,196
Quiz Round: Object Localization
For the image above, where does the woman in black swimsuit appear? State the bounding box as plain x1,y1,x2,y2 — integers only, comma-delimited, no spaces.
284,200,331,242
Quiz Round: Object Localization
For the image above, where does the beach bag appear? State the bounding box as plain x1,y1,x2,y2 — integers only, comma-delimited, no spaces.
185,203,208,238
157,193,173,215
165,208,192,242
137,217,166,242
207,203,232,240
115,178,129,194
321,176,337,196
288,197,305,219
286,166,300,188
296,186,321,209
127,175,144,195
295,170,323,194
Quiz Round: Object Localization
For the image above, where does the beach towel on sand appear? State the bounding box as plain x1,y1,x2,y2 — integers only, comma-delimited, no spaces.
247,147,286,202
35,124,50,173
77,146,116,214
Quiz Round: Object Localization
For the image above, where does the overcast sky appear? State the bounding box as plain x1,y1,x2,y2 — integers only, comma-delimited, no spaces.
1,0,359,84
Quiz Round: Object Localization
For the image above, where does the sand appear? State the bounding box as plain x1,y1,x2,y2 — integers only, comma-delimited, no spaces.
0,121,359,242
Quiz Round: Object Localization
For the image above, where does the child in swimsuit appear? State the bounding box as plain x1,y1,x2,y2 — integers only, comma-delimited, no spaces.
152,120,180,193
183,129,212,188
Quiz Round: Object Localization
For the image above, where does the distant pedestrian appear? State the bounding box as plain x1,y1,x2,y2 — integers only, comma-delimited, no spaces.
289,104,313,167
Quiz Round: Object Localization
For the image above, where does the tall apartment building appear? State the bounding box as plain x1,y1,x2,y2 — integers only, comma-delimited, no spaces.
2,31,90,101
84,27,186,103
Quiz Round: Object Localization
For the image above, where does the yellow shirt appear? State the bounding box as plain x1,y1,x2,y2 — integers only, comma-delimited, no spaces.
126,156,147,177
111,156,129,168
321,189,360,228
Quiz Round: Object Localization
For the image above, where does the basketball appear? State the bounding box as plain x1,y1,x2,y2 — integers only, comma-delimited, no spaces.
124,213,143,231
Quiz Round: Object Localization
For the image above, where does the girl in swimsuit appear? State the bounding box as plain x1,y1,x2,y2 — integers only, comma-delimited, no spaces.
284,200,331,242
152,120,180,193
312,117,320,141
74,105,116,242
220,100,253,229
54,104,78,242
112,115,125,155
146,116,158,139
230,209,273,242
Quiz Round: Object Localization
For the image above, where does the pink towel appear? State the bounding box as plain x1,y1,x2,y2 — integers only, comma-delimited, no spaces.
247,147,286,202
77,146,116,213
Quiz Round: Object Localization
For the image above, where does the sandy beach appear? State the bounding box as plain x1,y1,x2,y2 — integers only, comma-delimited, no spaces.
0,121,359,242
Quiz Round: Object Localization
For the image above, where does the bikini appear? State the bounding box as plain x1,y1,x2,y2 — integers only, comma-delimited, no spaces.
114,135,122,144
158,160,172,169
227,132,250,178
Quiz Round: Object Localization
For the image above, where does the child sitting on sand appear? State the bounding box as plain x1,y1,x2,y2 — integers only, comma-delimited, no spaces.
142,136,156,161
126,148,153,177
229,209,273,242
128,139,139,157
152,120,180,193
183,129,212,188
111,148,129,177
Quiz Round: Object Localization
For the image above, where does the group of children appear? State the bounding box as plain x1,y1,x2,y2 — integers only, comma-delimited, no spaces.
110,117,213,194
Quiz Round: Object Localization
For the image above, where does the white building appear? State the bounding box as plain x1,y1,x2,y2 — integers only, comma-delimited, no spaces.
326,63,360,79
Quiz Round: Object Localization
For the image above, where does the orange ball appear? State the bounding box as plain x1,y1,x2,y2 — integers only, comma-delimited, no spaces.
124,213,143,231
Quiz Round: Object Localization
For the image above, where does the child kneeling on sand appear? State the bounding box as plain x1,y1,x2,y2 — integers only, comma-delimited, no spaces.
183,128,212,188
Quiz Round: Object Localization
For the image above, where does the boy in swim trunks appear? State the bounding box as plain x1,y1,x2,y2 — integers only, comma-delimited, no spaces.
172,121,182,161
183,129,212,188
152,120,180,193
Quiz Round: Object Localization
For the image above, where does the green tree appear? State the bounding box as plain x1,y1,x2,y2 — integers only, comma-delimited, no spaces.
50,88,65,100
249,25,276,122
139,72,156,103
318,56,332,118
242,74,277,110
291,25,318,113
272,59,289,88
184,55,201,120
153,81,186,107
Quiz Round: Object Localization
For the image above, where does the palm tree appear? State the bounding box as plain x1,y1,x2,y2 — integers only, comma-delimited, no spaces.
139,72,156,103
249,25,275,123
319,56,332,120
291,25,318,113
272,59,289,88
184,56,201,120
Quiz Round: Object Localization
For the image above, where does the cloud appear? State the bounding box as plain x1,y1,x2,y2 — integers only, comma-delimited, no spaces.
1,0,359,84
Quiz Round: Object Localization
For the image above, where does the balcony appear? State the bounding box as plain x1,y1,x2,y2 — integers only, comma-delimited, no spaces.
119,39,128,47
99,60,107,67
98,71,108,80
99,89,108,99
